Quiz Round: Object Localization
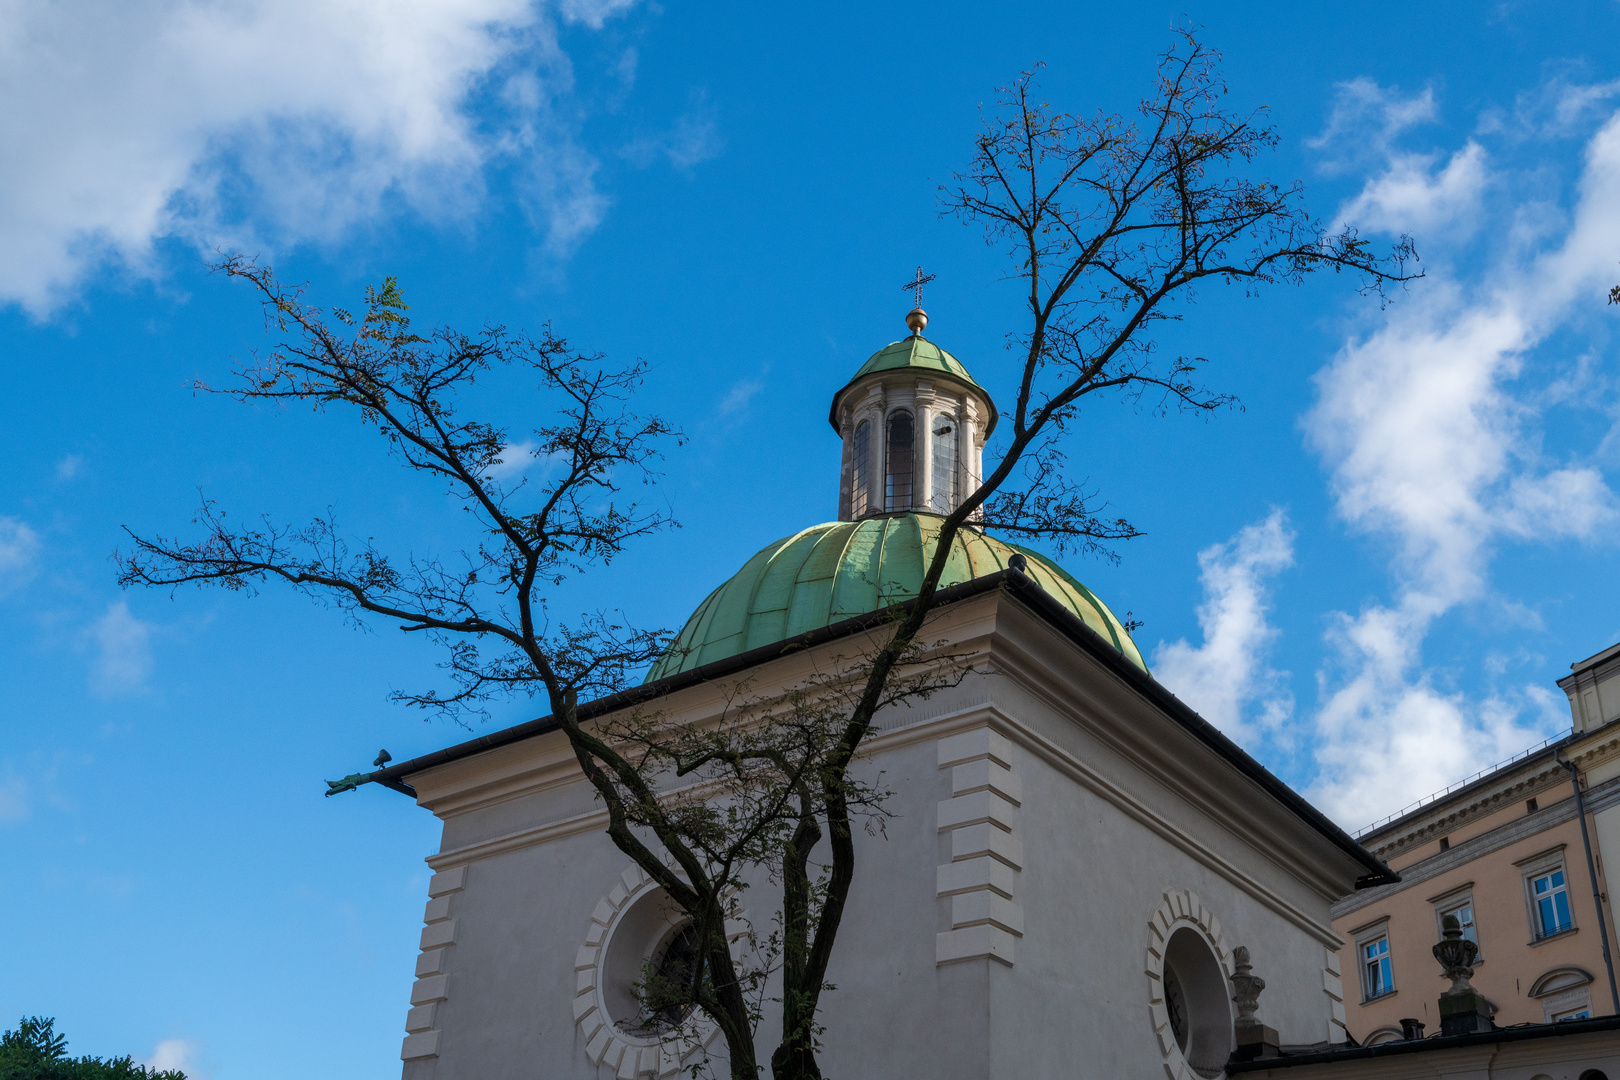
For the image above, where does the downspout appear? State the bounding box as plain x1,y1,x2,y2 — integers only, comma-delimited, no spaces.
1555,747,1620,1014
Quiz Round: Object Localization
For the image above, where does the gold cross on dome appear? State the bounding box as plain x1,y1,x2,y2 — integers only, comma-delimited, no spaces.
903,266,936,309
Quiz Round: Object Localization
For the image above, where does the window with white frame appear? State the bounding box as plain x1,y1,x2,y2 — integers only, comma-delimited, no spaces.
1530,966,1595,1023
1360,933,1394,1001
1528,863,1575,940
1435,893,1480,958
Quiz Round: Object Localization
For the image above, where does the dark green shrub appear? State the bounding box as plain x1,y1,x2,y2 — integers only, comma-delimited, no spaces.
0,1018,186,1080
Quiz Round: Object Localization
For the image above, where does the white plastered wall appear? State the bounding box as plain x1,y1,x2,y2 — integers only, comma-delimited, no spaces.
396,591,1366,1079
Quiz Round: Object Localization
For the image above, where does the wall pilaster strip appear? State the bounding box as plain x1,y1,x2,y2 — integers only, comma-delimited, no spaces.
935,726,1022,966
401,865,465,1061
1323,947,1347,1043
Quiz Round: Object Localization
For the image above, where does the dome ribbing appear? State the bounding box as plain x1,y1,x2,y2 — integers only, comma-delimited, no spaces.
644,513,1145,682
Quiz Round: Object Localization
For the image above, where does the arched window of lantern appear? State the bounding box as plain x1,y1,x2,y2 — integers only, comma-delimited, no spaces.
851,420,872,517
886,409,914,511
930,413,957,512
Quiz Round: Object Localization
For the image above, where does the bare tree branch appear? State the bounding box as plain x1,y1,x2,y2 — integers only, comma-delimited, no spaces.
759,30,1420,1078
117,30,1422,1080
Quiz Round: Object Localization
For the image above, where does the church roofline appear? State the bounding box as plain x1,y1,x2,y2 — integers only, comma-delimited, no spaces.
354,568,1395,884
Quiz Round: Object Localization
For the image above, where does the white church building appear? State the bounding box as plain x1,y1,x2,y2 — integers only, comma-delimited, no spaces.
352,310,1620,1080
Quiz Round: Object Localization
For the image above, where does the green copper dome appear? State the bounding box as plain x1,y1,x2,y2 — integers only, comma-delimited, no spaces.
645,513,1145,682
827,336,999,434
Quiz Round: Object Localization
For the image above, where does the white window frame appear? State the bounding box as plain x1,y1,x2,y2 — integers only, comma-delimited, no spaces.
1531,967,1595,1022
1354,921,1395,1002
1516,846,1577,943
1430,884,1481,961
1531,868,1574,937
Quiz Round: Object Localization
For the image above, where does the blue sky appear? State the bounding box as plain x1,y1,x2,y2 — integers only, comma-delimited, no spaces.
4,1,1620,1076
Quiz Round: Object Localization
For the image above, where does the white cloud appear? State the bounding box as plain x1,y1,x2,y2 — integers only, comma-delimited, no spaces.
664,96,724,171
1491,75,1620,140
1313,79,1497,242
55,454,83,480
613,47,640,89
556,0,637,30
620,91,723,171
1152,511,1295,749
0,0,640,315
146,1038,205,1078
89,601,155,698
1307,597,1557,828
1303,104,1620,827
717,377,763,417
520,138,613,258
0,768,29,824
1334,142,1488,239
485,438,543,481
1309,78,1438,172
0,517,41,596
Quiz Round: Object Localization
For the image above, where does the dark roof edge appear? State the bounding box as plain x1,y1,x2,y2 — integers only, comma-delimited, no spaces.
1564,639,1620,679
358,571,1019,798
355,570,1394,880
1226,1014,1620,1071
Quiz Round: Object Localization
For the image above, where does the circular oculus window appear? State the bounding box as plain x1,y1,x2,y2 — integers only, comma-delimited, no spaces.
573,865,734,1079
1146,890,1235,1080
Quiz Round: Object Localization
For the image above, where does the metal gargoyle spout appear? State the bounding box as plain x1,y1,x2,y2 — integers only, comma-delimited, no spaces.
325,772,370,797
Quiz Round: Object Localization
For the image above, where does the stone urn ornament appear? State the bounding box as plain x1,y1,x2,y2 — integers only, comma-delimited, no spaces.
1433,915,1492,1035
1229,946,1279,1059
1229,946,1265,1023
1432,915,1478,991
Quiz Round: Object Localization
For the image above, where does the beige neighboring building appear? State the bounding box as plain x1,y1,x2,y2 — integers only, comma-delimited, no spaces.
1331,642,1620,1044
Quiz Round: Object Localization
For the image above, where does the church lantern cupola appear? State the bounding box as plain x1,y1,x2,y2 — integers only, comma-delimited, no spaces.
828,288,997,521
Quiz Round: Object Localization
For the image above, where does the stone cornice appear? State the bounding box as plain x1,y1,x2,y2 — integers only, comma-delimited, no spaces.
422,703,1347,948
1512,842,1569,868
395,577,1387,958
1589,774,1620,814
373,568,1383,884
1358,724,1620,862
1560,641,1620,689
